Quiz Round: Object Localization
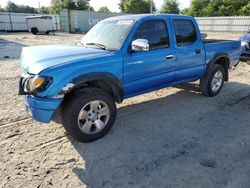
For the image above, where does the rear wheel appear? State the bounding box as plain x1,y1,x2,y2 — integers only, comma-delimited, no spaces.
45,31,50,35
31,28,38,35
62,88,117,142
200,64,225,97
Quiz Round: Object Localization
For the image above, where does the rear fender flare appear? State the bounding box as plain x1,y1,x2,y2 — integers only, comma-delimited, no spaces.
204,53,229,81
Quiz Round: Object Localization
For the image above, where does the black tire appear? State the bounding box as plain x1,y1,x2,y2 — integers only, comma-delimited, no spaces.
62,88,117,142
200,64,225,97
31,28,38,35
45,31,50,35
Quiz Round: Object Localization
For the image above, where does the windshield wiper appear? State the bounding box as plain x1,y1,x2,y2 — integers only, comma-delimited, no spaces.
85,42,109,50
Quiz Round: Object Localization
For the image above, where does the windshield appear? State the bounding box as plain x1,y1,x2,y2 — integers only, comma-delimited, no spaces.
81,19,135,51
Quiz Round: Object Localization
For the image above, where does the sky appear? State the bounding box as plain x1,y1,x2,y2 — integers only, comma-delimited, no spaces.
0,0,191,12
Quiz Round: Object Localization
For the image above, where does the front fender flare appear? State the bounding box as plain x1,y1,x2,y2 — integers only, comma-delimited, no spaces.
58,72,124,103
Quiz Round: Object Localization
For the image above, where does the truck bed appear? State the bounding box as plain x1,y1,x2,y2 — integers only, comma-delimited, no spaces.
203,39,241,67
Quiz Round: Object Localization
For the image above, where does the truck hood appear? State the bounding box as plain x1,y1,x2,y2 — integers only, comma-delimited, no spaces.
20,45,111,74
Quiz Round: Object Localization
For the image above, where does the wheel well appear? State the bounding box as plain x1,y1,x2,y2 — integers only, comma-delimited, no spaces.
66,79,123,103
31,27,38,31
214,57,229,81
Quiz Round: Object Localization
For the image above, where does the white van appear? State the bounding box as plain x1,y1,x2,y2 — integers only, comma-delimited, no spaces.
26,15,54,35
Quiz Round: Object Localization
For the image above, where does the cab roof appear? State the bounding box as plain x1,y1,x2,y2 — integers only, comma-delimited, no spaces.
105,14,193,21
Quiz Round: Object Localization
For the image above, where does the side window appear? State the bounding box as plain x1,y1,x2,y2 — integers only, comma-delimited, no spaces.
173,20,197,46
133,20,169,50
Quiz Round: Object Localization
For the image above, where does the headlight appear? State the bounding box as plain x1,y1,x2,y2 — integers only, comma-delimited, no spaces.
25,75,52,93
241,41,248,47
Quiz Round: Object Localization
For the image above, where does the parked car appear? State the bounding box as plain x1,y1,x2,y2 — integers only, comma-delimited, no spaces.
240,31,250,61
26,15,54,35
19,14,241,142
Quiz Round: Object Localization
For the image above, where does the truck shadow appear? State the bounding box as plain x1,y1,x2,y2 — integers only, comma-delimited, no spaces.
0,38,27,60
69,81,250,188
175,81,201,94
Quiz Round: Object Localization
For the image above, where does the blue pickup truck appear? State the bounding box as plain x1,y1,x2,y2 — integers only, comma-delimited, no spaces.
19,14,241,142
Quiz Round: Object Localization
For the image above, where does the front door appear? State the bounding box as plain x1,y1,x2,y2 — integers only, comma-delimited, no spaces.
123,19,176,97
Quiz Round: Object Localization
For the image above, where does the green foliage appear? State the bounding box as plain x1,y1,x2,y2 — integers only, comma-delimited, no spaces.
49,0,61,14
49,0,93,14
203,0,224,16
98,6,111,13
37,6,50,14
5,1,37,13
186,0,210,16
184,0,250,16
218,0,248,16
180,8,190,15
0,6,5,12
119,0,156,13
0,1,51,14
239,2,250,16
160,0,180,14
1,0,249,16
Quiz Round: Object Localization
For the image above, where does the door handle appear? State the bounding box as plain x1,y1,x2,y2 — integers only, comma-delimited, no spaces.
195,49,201,54
166,54,174,59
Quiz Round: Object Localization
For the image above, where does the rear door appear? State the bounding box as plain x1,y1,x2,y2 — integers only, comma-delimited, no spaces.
123,19,176,97
171,18,205,82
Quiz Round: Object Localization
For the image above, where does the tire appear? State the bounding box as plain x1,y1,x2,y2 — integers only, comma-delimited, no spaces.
45,31,50,35
62,88,117,142
31,28,38,35
200,64,225,97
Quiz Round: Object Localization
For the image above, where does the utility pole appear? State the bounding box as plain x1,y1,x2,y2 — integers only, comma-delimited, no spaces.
150,0,153,14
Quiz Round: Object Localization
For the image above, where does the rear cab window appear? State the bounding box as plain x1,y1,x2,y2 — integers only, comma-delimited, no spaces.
173,19,197,46
133,20,170,50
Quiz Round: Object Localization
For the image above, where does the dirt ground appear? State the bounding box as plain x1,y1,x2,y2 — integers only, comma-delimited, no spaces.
0,32,250,188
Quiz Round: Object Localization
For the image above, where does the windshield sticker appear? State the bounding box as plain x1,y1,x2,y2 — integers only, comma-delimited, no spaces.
116,20,134,25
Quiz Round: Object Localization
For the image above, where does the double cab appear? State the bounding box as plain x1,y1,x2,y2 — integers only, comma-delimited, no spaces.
19,14,241,142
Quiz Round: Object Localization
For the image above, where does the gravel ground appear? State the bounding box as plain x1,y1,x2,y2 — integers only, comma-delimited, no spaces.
0,32,250,188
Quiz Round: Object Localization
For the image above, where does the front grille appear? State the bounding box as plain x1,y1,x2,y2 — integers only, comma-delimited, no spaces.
19,73,32,95
245,42,250,50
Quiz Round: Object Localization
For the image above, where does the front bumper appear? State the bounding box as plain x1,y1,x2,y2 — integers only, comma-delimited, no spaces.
24,95,62,123
240,53,250,61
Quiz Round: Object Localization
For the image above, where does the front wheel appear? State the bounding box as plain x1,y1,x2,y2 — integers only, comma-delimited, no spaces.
31,28,38,35
200,64,225,97
62,88,117,142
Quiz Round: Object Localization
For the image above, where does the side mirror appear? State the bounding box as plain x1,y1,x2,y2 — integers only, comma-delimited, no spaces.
201,33,207,39
131,39,149,52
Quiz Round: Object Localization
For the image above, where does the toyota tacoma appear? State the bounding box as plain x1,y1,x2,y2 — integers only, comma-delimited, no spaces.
19,14,241,142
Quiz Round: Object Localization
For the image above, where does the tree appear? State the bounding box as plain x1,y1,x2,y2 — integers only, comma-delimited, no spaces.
219,0,249,16
239,2,250,16
203,0,224,16
5,1,18,12
0,6,5,12
160,0,180,14
38,6,50,14
183,0,250,17
186,0,210,16
50,0,93,14
98,6,111,13
5,1,37,13
119,0,156,14
180,8,190,15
